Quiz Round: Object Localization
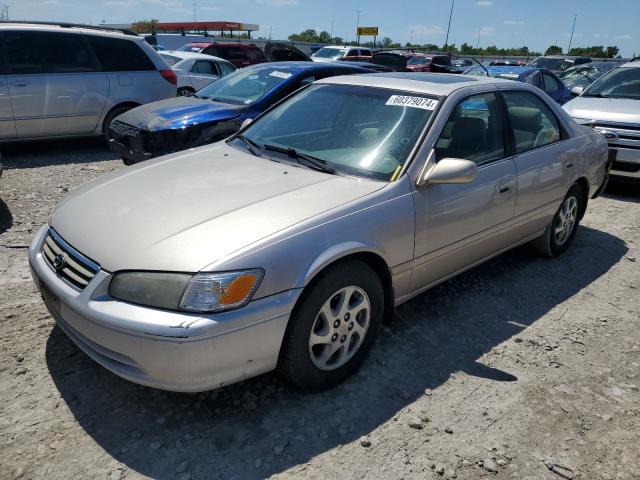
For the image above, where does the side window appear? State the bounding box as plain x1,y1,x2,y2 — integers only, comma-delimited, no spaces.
5,31,48,74
346,49,359,57
218,62,236,76
246,48,266,62
87,36,155,71
224,47,246,62
434,93,505,166
542,73,560,92
203,46,221,57
503,91,561,153
5,31,95,74
524,71,541,88
191,60,217,75
360,49,372,57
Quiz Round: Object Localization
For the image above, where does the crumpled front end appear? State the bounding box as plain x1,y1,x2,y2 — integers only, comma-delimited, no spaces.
109,118,242,164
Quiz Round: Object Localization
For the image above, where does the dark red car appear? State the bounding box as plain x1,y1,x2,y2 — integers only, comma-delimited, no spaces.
406,54,452,73
178,42,310,68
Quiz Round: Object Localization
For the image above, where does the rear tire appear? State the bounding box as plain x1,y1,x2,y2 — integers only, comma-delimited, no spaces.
530,184,584,258
277,260,384,392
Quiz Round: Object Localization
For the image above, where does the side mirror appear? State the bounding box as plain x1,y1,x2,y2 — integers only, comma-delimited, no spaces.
240,118,253,129
570,86,584,96
419,158,477,186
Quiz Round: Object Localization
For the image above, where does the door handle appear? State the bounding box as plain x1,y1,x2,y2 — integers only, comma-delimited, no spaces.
10,81,30,87
497,178,515,194
566,162,574,169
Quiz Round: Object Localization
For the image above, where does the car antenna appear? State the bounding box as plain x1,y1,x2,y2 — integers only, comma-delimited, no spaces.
471,57,489,76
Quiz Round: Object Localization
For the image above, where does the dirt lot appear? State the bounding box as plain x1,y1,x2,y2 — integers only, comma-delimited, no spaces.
0,139,639,480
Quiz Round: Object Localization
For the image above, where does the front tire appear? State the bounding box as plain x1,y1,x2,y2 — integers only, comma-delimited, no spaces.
102,105,133,143
530,184,584,257
277,260,384,391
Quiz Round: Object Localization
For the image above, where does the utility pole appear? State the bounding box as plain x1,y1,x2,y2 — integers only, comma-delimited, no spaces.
356,10,361,45
330,20,334,43
444,0,455,48
409,30,413,46
476,27,481,49
567,14,577,54
193,2,197,22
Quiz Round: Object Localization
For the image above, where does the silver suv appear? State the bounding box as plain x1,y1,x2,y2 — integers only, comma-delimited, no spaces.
0,22,176,142
563,60,640,180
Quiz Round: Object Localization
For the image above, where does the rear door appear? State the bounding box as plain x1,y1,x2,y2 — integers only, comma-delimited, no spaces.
0,38,16,139
5,30,108,138
500,89,575,234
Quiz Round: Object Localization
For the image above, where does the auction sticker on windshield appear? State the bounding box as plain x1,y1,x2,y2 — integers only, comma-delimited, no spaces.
270,71,292,79
386,95,439,110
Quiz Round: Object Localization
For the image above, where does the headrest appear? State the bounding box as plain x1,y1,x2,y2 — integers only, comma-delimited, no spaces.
509,107,542,131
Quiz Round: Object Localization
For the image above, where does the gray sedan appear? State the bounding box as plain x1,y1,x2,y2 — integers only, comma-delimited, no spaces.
29,73,608,392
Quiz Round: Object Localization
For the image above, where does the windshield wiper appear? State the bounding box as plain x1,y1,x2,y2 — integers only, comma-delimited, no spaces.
262,144,336,174
236,135,262,157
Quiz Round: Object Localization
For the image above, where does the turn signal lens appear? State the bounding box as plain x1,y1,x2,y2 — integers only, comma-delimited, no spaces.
179,269,264,313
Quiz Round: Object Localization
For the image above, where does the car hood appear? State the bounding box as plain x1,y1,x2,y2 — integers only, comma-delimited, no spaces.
563,96,640,124
50,143,384,273
115,96,246,132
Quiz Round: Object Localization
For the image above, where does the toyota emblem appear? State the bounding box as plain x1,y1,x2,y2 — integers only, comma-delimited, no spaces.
52,254,67,272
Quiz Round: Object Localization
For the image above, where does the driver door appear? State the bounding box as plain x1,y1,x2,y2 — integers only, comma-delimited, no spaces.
411,92,517,290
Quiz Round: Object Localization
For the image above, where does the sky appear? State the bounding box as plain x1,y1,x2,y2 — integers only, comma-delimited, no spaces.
8,0,640,56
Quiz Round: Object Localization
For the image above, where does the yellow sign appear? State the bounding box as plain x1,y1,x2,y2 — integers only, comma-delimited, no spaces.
357,27,379,36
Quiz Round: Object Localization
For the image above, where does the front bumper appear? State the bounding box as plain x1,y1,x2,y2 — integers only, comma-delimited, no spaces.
29,226,299,392
108,119,241,164
609,146,640,180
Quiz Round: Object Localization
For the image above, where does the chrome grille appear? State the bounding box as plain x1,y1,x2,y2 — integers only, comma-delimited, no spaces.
593,123,640,150
41,229,100,290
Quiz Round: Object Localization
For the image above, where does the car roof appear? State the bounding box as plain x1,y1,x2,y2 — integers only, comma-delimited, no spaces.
161,50,228,62
317,72,515,96
482,65,536,75
251,61,367,71
620,60,640,68
0,21,141,39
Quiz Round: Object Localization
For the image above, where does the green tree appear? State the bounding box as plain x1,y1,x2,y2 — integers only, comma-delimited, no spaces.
545,45,563,55
381,36,393,47
606,45,620,58
317,31,331,43
131,19,158,34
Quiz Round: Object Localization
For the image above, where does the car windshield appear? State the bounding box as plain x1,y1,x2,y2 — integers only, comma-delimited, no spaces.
530,57,572,71
196,65,295,105
177,45,203,52
312,47,347,59
584,67,640,100
160,53,182,66
235,84,439,181
408,56,430,65
559,63,619,88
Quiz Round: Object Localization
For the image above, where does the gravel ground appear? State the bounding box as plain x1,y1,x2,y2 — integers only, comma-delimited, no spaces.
1,139,639,480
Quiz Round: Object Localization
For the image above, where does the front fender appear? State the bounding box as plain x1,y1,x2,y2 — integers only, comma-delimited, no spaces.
300,241,391,288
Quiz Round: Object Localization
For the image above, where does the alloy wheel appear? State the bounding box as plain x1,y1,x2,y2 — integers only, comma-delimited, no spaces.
308,286,371,371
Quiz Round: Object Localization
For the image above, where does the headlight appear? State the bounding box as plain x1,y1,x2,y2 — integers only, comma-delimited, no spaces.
109,269,263,313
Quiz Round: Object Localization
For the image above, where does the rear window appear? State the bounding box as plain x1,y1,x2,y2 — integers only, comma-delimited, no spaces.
5,31,96,74
87,36,155,72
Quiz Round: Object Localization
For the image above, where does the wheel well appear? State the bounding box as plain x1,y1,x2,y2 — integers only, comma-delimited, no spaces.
574,177,590,220
308,252,395,324
102,102,139,130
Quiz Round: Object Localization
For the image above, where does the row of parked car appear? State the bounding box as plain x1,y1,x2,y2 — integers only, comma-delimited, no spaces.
0,21,637,182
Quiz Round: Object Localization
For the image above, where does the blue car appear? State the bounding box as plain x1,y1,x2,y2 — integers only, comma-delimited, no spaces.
109,62,371,164
464,66,572,105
